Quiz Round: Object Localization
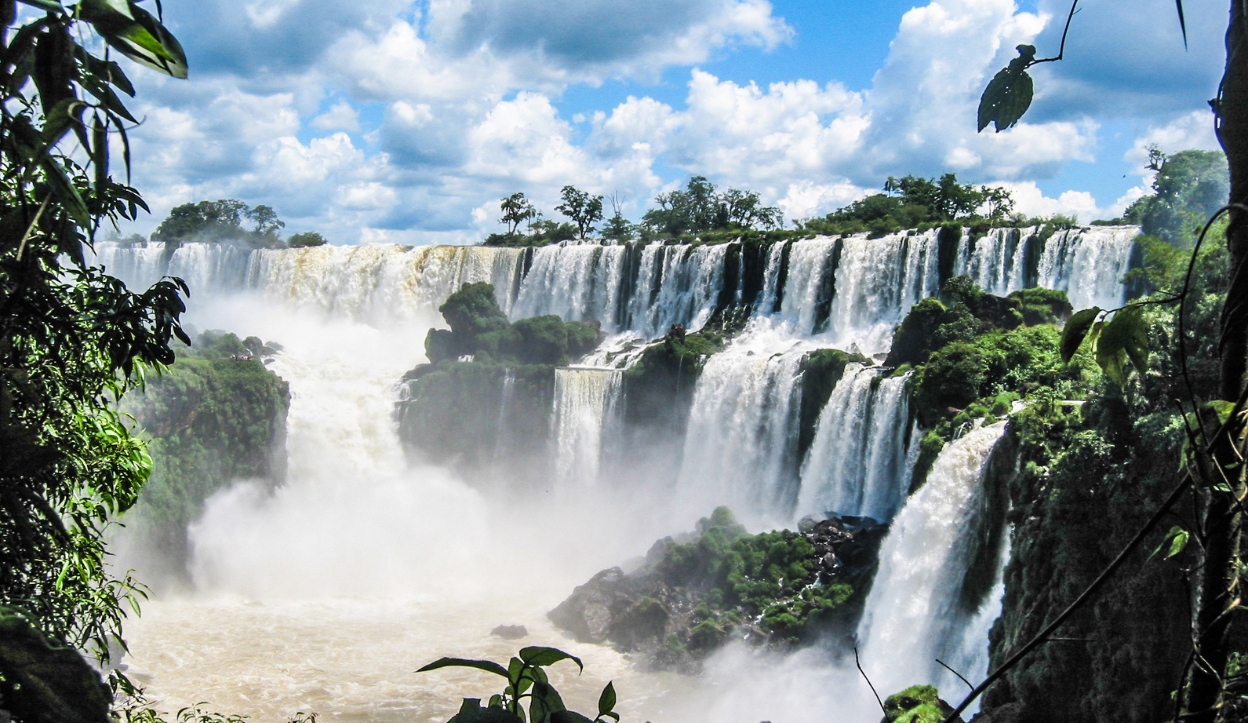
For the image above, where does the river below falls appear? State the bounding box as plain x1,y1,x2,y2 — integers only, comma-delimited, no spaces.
121,596,878,723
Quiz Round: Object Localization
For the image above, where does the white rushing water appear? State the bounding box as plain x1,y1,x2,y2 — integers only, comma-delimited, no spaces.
855,421,1009,699
551,367,623,488
96,226,1133,722
796,364,914,522
674,324,811,526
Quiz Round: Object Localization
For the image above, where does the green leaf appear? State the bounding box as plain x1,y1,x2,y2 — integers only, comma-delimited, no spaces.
1108,305,1150,375
79,0,188,79
1096,306,1150,388
529,681,566,723
519,647,583,673
1095,338,1129,389
1059,307,1103,362
1151,526,1191,560
977,45,1036,132
416,657,510,679
40,155,90,229
597,682,616,718
0,606,114,723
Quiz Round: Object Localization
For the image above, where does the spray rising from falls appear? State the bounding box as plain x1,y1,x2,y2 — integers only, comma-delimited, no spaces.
856,421,1010,698
796,364,915,522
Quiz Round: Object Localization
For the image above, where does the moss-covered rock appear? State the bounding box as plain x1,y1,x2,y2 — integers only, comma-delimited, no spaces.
548,507,886,671
909,325,1080,428
882,685,962,723
397,362,554,478
1007,288,1073,326
425,283,603,365
121,332,290,587
797,348,872,461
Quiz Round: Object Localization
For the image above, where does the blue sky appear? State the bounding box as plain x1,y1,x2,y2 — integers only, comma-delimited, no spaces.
118,0,1226,244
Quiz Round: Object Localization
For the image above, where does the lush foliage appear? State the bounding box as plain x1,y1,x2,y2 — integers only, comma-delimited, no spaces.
418,647,618,723
1120,149,1228,246
652,508,856,644
287,231,327,248
485,177,783,246
152,199,285,247
555,185,603,239
802,174,1014,237
640,176,782,237
424,283,602,365
121,331,289,584
0,0,192,696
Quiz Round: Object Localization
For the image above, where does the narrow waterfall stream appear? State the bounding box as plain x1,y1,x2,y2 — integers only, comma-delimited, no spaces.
552,368,623,488
855,421,1010,701
796,364,914,522
674,324,811,526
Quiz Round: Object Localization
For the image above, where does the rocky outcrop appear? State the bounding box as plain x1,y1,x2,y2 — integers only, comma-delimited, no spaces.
122,331,290,589
548,508,887,672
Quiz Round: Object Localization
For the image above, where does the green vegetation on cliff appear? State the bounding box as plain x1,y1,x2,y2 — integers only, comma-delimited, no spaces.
123,332,289,585
425,282,602,365
653,508,863,645
548,507,886,671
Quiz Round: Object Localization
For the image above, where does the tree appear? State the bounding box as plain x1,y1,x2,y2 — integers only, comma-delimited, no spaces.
601,193,634,241
287,231,328,248
0,0,190,716
246,204,284,238
153,199,285,247
555,185,604,238
968,4,1248,721
1124,149,1229,245
499,192,537,235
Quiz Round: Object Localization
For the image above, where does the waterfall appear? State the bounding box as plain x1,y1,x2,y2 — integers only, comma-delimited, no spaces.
509,244,632,330
247,243,524,322
551,368,623,488
796,364,914,522
674,326,811,525
856,420,1009,697
823,230,942,355
625,243,730,337
952,227,1033,297
1035,226,1137,310
494,369,516,462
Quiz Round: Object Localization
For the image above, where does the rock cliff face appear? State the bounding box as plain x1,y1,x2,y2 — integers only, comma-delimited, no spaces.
548,508,887,672
121,332,289,588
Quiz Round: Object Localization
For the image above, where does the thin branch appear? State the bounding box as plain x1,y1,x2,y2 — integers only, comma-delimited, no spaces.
936,659,974,691
855,647,886,715
1031,1,1080,65
15,193,50,261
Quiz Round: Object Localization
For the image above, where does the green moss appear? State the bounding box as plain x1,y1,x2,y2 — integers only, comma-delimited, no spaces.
910,325,1073,428
122,333,290,583
397,362,554,469
910,430,946,494
798,348,872,460
649,508,861,642
884,686,956,723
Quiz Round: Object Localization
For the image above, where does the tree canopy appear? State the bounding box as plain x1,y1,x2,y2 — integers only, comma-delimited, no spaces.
0,0,192,718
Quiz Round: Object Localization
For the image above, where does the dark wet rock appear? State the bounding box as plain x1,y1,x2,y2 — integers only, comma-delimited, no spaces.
548,507,888,672
490,624,528,640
